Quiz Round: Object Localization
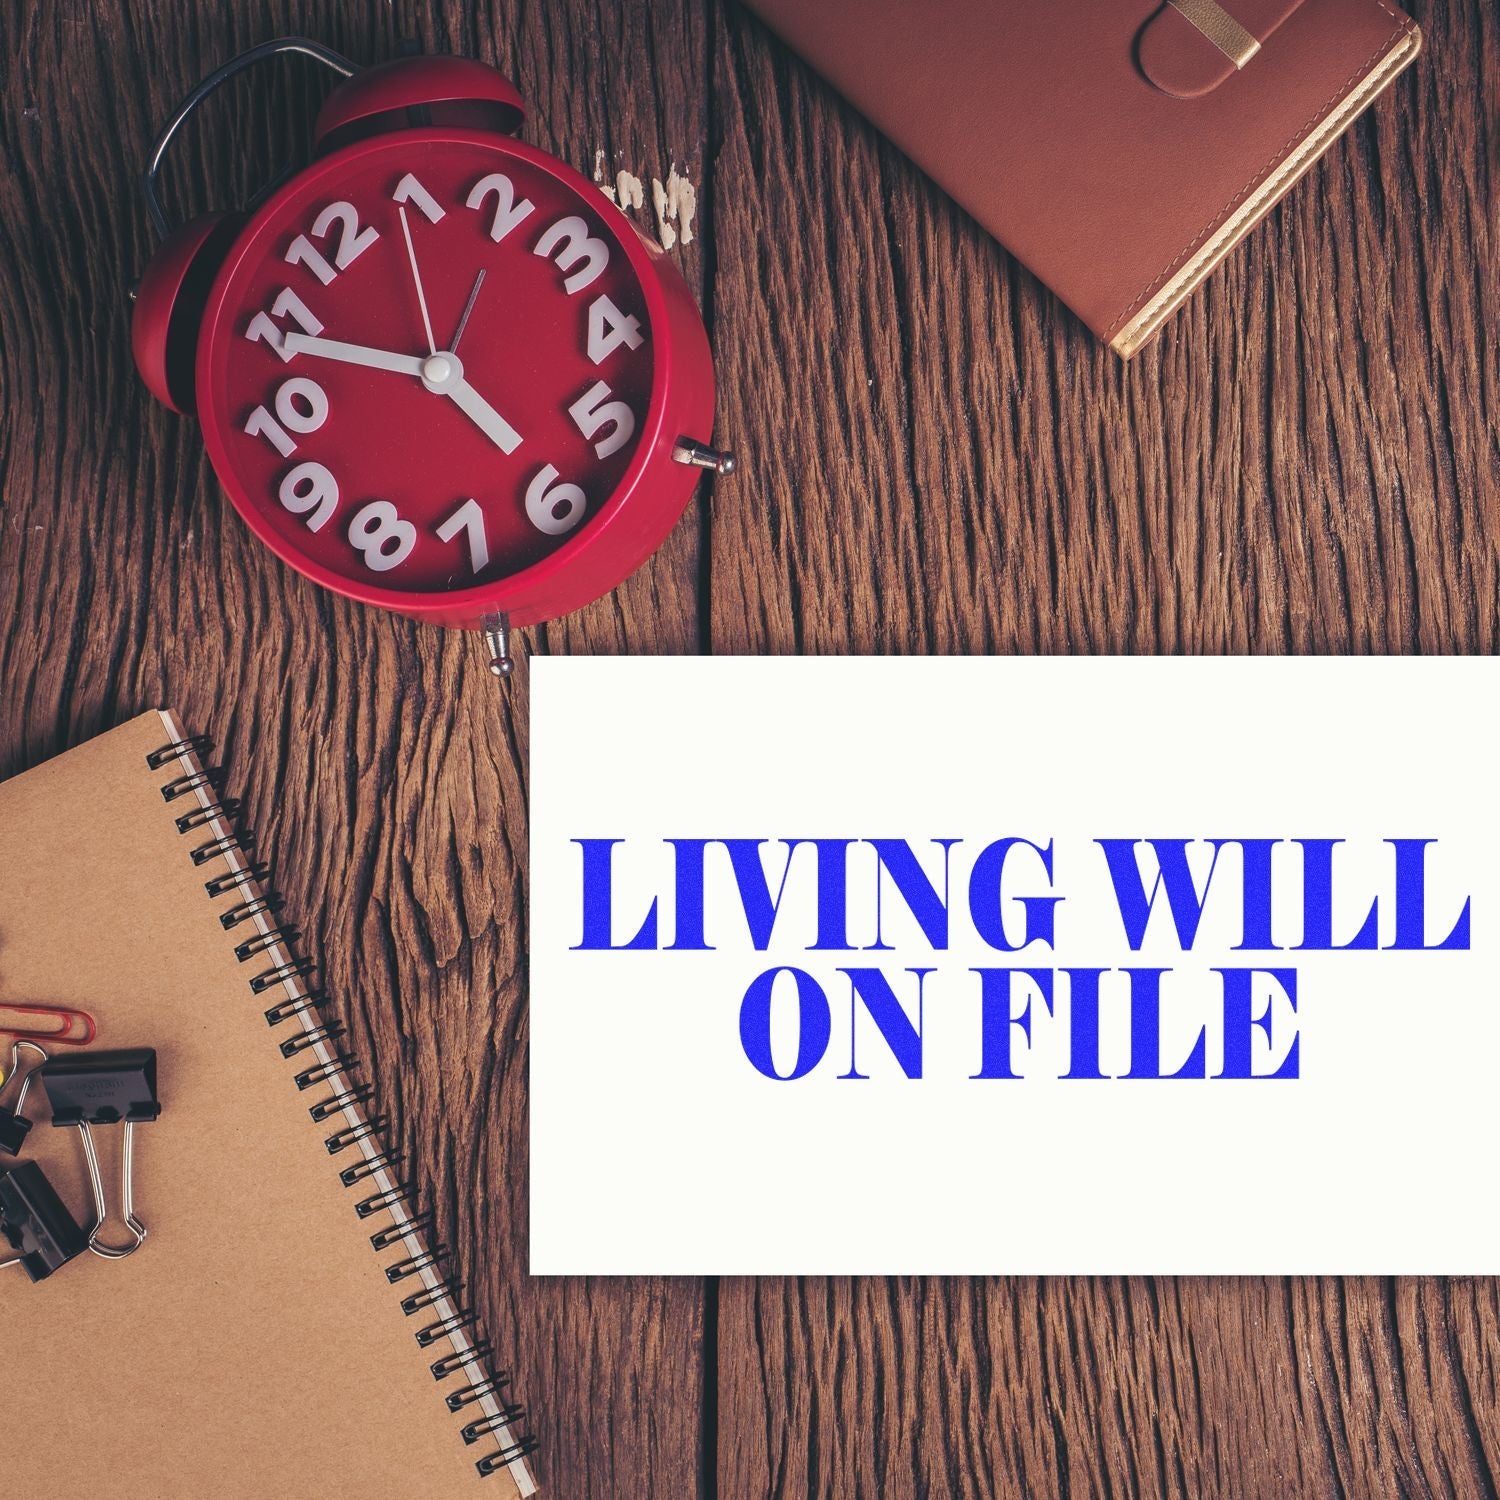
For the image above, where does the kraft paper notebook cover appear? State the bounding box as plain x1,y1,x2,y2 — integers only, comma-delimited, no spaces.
0,712,535,1498
742,0,1421,355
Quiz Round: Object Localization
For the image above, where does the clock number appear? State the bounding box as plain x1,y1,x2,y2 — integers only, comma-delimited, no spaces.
568,380,636,460
586,294,644,365
276,377,329,431
348,500,417,573
285,201,380,284
436,497,490,573
534,216,609,294
244,288,324,362
284,235,336,286
243,376,329,458
525,464,587,537
245,407,296,459
278,461,340,532
392,172,445,224
465,173,535,243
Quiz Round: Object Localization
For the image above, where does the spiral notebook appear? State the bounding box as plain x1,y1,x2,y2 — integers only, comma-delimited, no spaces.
0,711,536,1498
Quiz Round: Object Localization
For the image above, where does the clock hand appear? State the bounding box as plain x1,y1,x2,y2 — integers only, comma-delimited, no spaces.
397,203,438,356
449,269,486,356
435,275,516,449
442,373,524,455
282,334,426,376
414,348,522,454
283,335,521,451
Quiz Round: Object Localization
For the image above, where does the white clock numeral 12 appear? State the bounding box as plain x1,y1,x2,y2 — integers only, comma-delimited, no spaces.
436,497,490,573
465,173,535,243
534,216,609,294
243,376,329,459
348,499,417,572
586,294,643,365
285,200,380,285
568,380,636,460
278,461,340,532
525,464,587,536
244,288,324,362
392,172,445,223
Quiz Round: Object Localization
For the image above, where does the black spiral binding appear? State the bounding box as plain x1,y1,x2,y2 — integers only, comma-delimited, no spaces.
147,733,538,1483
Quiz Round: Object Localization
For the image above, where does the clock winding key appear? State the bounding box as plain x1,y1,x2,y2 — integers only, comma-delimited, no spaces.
672,438,737,476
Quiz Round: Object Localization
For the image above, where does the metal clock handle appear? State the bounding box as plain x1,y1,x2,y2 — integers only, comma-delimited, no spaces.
143,37,357,240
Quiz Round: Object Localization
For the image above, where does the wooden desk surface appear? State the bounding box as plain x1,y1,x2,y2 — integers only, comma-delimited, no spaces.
1,2,1496,1494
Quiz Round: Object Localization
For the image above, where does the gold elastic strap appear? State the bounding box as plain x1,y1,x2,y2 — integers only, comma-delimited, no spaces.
1167,0,1262,67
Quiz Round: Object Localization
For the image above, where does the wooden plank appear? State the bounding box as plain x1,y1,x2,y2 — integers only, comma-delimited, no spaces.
708,0,1500,1494
0,2,714,1494
718,1276,1500,1497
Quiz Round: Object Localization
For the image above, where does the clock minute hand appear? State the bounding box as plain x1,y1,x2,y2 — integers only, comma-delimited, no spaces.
283,334,426,377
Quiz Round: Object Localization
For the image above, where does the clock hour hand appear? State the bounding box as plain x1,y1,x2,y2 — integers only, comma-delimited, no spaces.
282,334,426,377
416,350,523,456
443,376,524,456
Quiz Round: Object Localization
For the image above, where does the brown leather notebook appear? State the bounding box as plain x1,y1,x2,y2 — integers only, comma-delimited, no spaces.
743,0,1420,354
0,713,535,1497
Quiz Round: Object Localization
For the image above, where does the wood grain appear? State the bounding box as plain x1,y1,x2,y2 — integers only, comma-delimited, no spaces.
0,0,1496,1496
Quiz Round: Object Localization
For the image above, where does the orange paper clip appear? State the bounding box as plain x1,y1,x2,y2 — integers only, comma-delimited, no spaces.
0,1002,97,1047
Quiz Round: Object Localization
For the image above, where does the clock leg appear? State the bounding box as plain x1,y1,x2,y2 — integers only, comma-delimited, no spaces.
481,611,515,680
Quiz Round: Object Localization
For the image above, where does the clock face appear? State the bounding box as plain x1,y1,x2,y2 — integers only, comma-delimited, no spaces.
197,132,660,606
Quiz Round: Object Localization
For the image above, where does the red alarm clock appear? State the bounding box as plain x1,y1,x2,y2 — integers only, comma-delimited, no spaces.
133,39,733,675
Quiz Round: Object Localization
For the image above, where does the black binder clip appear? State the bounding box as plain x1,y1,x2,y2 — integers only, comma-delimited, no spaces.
0,1041,48,1155
0,1162,88,1281
41,1048,161,1259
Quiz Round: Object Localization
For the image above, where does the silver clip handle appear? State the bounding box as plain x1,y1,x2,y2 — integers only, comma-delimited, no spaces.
144,37,356,239
77,1119,149,1259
